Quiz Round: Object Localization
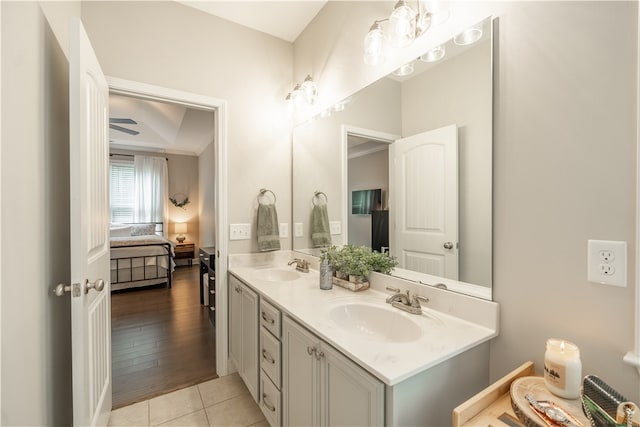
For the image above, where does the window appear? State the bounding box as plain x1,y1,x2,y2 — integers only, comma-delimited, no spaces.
110,160,135,223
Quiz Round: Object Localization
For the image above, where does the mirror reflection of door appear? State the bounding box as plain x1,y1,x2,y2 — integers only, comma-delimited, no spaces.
347,132,392,250
389,124,459,280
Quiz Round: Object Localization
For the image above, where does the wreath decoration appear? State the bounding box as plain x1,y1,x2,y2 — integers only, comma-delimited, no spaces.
169,193,190,209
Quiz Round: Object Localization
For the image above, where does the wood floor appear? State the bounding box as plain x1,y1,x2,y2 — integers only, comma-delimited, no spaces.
111,265,217,409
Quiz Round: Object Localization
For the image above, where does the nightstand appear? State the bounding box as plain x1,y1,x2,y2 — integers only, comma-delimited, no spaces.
174,241,195,266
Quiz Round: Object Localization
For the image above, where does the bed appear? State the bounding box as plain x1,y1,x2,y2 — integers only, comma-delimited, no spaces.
110,223,176,291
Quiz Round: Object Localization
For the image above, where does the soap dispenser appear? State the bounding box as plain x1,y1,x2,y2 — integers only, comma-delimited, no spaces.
319,257,333,290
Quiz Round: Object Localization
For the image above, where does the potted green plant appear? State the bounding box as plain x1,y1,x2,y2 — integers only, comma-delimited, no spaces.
368,251,398,274
340,245,372,283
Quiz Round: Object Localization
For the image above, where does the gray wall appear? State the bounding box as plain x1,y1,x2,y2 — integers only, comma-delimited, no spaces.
294,1,640,402
1,1,79,424
81,1,293,254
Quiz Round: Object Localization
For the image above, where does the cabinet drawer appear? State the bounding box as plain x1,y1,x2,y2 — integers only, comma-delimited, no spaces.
260,327,281,389
175,244,194,253
260,299,281,338
260,371,281,427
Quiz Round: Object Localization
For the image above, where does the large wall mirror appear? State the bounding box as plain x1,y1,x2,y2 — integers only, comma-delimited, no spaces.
293,17,493,300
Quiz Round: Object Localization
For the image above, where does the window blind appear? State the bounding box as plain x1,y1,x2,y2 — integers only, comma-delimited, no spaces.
110,160,135,224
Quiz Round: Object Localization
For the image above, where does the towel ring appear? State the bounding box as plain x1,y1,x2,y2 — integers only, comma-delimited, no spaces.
258,188,276,205
312,191,328,206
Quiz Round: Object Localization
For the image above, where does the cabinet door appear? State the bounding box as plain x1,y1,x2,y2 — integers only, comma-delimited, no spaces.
240,284,259,401
321,343,385,427
228,275,243,373
282,317,320,427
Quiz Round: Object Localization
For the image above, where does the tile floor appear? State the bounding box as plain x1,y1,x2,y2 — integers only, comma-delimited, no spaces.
108,373,268,427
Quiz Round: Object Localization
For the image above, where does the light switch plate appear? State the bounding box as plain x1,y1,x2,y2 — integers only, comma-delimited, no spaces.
587,239,627,287
294,222,303,237
279,223,288,238
330,221,341,235
229,223,251,240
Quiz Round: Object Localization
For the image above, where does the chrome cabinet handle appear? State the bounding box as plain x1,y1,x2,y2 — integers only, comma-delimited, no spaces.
234,286,241,293
261,312,275,324
262,349,275,364
315,350,325,360
85,278,105,294
307,346,316,356
443,241,454,250
262,393,276,412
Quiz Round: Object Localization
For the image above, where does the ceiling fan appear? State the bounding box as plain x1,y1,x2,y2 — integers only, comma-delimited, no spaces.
109,118,139,136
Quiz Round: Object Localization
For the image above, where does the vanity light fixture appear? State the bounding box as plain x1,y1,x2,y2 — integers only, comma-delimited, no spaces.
389,0,417,48
453,22,483,46
363,0,450,66
285,75,319,114
420,44,445,62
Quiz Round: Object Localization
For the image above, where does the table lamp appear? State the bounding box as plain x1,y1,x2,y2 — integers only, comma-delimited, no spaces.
175,222,187,243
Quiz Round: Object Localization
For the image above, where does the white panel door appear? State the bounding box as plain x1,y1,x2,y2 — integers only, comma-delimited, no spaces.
390,125,459,279
70,18,111,426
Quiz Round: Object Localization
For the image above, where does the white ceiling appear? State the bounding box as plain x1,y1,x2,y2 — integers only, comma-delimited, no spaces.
177,1,327,42
109,94,214,156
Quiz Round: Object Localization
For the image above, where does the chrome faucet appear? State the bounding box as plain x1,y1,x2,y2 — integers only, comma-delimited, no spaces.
385,287,429,315
288,258,310,273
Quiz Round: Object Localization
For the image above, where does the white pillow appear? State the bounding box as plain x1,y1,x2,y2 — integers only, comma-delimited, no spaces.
131,224,156,236
110,225,132,238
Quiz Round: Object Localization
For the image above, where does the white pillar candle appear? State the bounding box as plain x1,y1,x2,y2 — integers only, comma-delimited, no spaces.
543,338,582,399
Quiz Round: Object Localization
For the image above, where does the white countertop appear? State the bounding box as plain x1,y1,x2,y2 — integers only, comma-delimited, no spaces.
228,256,498,386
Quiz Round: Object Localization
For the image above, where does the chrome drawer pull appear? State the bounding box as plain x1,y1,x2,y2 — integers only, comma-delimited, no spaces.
315,350,324,361
262,349,275,364
261,312,275,325
262,394,276,412
307,346,316,356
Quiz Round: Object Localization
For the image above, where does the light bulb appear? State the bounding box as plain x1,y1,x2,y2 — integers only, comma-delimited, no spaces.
301,75,318,105
363,21,386,66
292,83,306,110
420,44,445,62
454,23,483,46
392,61,415,77
421,0,450,26
389,0,416,48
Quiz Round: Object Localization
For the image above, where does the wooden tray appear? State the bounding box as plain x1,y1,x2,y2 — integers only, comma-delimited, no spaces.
510,377,590,427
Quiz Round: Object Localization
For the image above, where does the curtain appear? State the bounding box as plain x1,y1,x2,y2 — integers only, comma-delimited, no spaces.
133,155,169,237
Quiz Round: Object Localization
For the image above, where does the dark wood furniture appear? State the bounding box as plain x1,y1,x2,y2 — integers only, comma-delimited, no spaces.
199,246,216,325
174,241,195,266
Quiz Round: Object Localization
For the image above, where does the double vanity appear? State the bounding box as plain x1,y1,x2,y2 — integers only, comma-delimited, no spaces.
227,251,499,426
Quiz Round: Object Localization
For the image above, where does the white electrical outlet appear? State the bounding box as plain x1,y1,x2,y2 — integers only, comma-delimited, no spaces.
279,223,289,238
294,223,303,238
329,221,341,235
587,240,627,287
229,223,251,240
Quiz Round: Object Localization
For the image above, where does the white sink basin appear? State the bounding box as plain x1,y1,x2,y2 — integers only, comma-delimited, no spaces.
329,303,423,343
256,268,300,282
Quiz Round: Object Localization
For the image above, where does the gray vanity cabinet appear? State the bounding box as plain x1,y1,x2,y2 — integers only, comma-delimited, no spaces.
282,316,384,426
228,274,259,402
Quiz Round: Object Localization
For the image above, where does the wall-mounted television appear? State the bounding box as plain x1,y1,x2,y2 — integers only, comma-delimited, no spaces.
352,189,382,215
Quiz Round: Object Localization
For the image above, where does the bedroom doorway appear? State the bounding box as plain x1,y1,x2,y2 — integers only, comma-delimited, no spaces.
106,78,229,408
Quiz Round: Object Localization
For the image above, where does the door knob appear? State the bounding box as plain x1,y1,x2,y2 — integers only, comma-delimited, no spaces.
443,241,454,250
54,282,81,297
85,278,105,294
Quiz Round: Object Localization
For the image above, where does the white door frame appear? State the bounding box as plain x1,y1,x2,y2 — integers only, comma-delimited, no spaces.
341,125,399,246
106,77,230,377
